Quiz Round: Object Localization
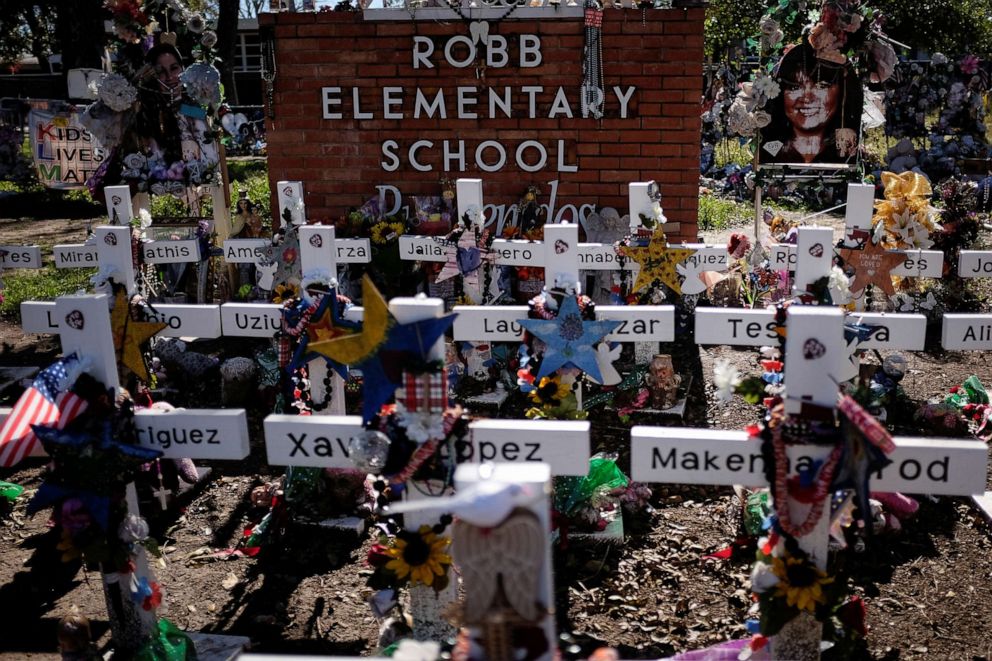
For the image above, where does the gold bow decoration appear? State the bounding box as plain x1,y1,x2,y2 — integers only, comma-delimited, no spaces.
871,171,939,250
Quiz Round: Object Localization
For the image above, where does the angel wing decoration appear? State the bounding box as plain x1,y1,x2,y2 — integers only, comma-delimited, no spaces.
454,508,545,625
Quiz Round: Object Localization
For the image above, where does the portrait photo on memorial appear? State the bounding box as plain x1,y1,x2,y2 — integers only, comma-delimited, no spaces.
759,42,864,165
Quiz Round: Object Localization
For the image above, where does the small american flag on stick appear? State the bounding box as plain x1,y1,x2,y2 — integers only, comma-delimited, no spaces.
0,354,88,467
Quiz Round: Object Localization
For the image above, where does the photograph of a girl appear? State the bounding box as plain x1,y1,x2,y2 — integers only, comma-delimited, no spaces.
760,41,863,164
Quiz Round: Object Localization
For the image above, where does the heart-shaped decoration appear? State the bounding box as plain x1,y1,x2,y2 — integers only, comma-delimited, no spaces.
104,233,118,246
802,338,826,360
468,20,490,46
554,239,569,254
111,195,122,206
282,185,294,197
808,243,824,258
65,310,84,330
309,234,322,248
456,246,481,275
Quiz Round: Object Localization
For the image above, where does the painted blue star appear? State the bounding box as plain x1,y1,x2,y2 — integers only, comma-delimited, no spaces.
28,420,162,530
286,291,360,379
355,313,456,424
517,296,620,383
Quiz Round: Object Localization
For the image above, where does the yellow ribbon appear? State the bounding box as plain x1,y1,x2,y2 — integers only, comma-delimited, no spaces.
880,171,931,200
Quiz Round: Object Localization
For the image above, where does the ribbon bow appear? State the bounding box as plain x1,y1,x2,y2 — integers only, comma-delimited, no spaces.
880,171,931,200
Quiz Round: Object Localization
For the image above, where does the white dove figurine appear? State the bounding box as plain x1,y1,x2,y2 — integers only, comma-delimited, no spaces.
386,477,543,529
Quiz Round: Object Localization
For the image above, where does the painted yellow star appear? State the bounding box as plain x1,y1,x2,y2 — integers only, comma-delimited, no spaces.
110,289,167,382
619,229,696,295
308,276,390,365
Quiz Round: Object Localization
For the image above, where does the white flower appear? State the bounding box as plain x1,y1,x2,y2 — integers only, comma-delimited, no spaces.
932,53,948,65
123,152,147,171
827,265,851,305
713,358,741,402
119,514,150,543
187,12,206,33
97,73,138,112
752,74,781,101
750,561,780,593
180,62,222,107
138,209,153,230
393,402,444,443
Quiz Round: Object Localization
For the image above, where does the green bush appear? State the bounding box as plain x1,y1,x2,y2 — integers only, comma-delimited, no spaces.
698,194,751,231
1,266,95,320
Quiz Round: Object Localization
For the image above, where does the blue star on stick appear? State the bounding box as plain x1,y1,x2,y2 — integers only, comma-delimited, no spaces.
355,313,456,424
517,296,620,383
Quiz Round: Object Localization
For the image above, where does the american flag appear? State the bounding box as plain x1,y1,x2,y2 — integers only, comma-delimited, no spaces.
0,354,88,467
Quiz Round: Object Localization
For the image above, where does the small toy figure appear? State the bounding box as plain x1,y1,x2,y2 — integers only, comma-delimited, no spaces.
645,354,681,409
57,609,99,661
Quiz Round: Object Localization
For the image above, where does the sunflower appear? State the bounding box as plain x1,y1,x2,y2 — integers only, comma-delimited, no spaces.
272,283,298,305
771,554,834,612
384,525,452,588
529,376,571,408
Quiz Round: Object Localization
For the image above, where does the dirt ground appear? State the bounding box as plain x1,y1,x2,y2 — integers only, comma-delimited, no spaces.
1,214,992,660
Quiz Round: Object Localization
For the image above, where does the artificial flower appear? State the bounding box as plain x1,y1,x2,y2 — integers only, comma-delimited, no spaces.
123,152,147,170
180,62,222,107
959,54,981,75
750,560,780,593
98,73,138,112
393,402,445,443
272,283,298,304
200,30,218,49
808,23,846,64
118,514,150,544
752,74,780,101
826,266,851,306
867,40,897,84
771,554,833,612
529,375,571,408
713,358,741,403
384,525,452,588
187,12,206,33
727,232,751,260
758,16,784,50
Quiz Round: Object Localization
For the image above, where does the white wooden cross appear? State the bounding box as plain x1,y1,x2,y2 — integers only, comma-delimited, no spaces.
630,306,988,659
397,178,498,304
35,293,250,654
264,294,458,640
296,223,370,415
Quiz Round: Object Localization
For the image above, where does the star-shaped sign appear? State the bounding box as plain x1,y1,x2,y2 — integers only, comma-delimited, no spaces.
111,289,167,382
28,420,162,529
311,276,456,423
840,239,904,297
287,291,360,378
619,230,696,295
518,295,621,383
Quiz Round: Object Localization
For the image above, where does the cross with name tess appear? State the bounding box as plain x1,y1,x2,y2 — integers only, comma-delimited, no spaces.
28,293,251,654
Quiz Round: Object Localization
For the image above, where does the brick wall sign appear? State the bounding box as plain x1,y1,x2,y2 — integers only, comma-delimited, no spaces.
260,8,704,241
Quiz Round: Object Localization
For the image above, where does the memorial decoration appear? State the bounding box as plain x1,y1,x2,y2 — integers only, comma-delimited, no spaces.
838,236,904,300
82,1,223,198
111,288,168,383
311,276,455,423
618,228,696,299
870,172,940,251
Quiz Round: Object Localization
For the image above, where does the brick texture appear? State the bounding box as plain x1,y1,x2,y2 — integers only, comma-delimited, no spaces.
262,10,704,241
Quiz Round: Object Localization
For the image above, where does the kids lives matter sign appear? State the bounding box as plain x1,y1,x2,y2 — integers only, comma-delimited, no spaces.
260,9,704,240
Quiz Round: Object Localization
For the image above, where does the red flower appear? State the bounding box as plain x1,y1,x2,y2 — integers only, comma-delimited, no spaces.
367,543,391,568
837,595,868,637
142,582,163,611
